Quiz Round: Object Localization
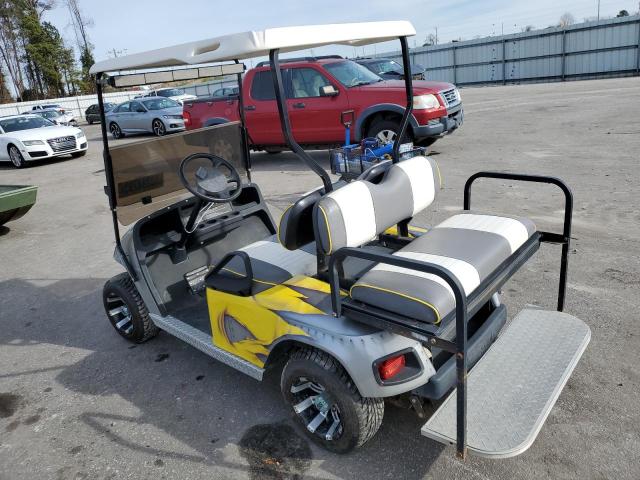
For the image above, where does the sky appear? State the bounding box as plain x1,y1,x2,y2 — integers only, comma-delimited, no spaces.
45,0,640,66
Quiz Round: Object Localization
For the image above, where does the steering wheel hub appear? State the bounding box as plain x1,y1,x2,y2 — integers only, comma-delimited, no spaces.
179,153,242,203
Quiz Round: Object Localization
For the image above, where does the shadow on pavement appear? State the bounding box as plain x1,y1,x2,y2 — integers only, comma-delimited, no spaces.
0,277,445,479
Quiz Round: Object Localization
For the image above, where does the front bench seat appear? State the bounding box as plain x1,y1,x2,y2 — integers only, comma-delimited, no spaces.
350,213,536,324
208,235,317,294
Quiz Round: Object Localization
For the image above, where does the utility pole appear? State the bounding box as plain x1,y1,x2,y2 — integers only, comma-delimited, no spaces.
435,27,438,45
597,0,600,20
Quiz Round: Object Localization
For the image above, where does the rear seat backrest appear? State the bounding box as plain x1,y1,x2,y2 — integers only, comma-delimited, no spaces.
314,156,440,255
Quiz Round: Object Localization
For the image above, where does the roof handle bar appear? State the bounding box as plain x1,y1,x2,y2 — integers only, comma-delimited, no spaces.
269,48,333,193
392,35,414,164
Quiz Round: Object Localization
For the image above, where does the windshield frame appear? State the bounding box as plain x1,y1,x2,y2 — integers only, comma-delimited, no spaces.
0,115,56,132
322,60,383,88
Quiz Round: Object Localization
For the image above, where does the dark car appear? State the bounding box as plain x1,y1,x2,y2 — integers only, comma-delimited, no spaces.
85,102,116,124
355,57,426,80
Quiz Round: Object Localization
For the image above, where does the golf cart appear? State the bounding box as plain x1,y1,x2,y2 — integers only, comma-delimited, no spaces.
90,21,590,459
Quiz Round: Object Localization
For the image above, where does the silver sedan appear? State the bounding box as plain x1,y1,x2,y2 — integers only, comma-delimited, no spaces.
106,97,185,138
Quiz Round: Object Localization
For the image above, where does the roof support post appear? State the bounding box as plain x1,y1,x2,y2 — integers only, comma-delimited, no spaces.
392,36,414,164
268,49,333,192
234,59,252,182
95,73,137,280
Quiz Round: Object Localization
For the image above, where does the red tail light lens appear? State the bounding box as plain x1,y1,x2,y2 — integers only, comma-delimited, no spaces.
183,110,191,126
378,354,405,380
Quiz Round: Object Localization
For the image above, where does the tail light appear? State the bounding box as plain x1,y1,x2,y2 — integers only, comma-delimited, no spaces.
378,354,405,380
183,110,191,126
60,109,65,113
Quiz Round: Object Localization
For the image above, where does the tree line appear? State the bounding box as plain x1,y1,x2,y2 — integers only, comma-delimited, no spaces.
0,0,94,103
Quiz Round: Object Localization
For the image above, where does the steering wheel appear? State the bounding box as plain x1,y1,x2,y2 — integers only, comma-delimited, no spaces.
179,153,242,203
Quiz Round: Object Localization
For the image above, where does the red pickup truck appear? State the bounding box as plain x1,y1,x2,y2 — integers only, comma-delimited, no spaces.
183,56,463,150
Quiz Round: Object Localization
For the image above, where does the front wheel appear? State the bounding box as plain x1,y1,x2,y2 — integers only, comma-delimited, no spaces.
110,122,124,139
152,119,166,136
281,348,384,454
416,137,438,147
103,273,159,343
8,145,26,168
366,119,413,146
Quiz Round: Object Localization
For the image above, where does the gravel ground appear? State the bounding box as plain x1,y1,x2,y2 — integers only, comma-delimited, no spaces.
1,76,639,480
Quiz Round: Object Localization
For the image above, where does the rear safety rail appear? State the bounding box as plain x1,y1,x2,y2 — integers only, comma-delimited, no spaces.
328,171,578,458
463,171,573,311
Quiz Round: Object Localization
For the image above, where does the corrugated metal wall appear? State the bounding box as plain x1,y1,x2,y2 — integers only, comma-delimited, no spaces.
381,15,640,85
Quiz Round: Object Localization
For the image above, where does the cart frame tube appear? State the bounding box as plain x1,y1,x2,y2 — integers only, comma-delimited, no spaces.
463,172,573,311
268,48,333,193
234,59,252,182
95,73,138,280
392,36,414,165
327,248,468,458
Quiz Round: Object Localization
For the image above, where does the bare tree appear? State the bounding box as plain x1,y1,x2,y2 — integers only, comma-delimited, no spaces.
521,25,535,32
423,33,437,46
559,12,575,27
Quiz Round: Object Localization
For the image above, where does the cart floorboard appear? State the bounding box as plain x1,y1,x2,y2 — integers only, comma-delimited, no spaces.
421,308,590,458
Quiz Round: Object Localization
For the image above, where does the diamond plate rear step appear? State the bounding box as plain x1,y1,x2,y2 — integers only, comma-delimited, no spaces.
421,308,590,458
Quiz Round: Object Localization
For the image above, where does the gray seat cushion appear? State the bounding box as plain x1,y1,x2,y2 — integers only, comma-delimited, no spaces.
350,213,536,324
220,235,317,292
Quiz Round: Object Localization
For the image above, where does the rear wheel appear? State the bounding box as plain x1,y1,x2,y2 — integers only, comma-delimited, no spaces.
152,119,166,136
8,145,26,168
366,118,413,145
109,122,124,139
87,118,93,125
103,273,159,343
281,348,384,453
264,148,283,154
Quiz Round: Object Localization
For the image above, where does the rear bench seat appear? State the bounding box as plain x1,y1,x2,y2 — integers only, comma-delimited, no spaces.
313,156,537,324
350,213,535,323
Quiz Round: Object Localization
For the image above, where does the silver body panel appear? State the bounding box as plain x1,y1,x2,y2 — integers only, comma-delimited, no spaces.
116,230,436,398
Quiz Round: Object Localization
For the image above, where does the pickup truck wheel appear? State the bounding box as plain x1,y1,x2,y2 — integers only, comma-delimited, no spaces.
8,145,26,168
103,273,159,343
264,148,283,154
366,119,412,145
416,137,438,147
281,348,384,453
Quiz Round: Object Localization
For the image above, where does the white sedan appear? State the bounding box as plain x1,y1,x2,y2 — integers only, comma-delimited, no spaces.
0,114,88,168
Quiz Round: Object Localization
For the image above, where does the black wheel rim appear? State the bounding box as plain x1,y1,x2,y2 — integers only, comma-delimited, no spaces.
105,293,134,336
153,120,165,136
290,377,343,441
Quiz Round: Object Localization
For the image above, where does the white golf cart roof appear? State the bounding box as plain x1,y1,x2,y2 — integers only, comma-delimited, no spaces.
90,21,416,74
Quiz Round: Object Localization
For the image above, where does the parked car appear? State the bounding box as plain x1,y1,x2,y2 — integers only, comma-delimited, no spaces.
29,109,74,126
105,97,185,138
0,114,88,168
355,57,426,80
212,86,239,97
183,56,462,148
85,102,116,124
139,87,197,104
31,104,66,113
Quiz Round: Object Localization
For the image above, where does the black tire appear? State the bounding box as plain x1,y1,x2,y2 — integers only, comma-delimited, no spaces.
416,137,438,147
8,144,26,168
109,122,124,139
264,148,283,154
366,118,413,145
103,273,159,343
281,348,384,454
152,119,166,136
71,150,87,158
87,118,93,125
